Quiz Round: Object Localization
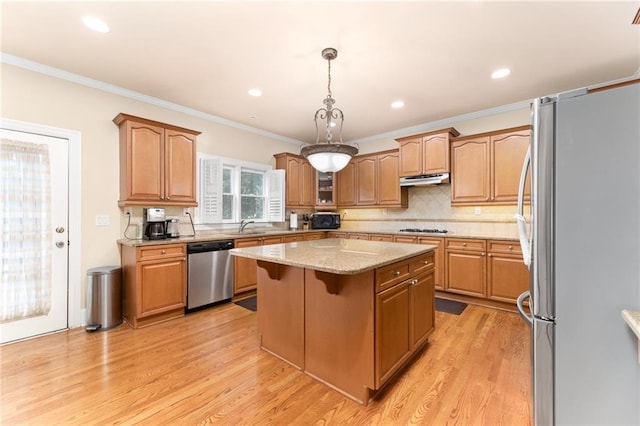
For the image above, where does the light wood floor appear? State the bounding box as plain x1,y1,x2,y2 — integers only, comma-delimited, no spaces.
1,302,532,425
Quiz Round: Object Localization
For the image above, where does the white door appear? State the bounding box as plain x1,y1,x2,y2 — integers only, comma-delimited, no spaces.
0,129,69,344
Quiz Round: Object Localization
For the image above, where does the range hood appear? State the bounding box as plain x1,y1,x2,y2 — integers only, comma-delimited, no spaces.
399,173,450,186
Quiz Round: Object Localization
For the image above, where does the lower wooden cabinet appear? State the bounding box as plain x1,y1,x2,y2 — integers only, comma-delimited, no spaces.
121,243,187,328
375,251,435,388
445,238,487,298
395,235,445,290
234,238,262,294
487,240,529,303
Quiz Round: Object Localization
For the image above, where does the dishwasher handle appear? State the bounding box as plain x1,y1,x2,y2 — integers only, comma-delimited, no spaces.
187,240,234,254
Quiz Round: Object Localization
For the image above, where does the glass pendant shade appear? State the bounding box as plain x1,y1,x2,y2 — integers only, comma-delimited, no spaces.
301,47,358,173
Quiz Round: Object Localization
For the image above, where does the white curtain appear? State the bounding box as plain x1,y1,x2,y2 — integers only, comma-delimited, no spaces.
0,138,52,323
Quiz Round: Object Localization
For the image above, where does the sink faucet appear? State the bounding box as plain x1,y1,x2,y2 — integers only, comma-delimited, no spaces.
239,219,255,233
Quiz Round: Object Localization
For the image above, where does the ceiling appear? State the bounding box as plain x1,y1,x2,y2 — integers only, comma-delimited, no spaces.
1,1,639,144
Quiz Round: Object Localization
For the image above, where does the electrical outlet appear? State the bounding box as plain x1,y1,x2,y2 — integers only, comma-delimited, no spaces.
124,207,132,215
344,210,349,216
183,208,190,216
475,206,482,215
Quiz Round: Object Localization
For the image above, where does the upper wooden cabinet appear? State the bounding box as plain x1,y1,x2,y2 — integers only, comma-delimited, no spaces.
114,113,199,207
450,126,531,205
274,153,314,208
336,161,357,206
341,150,408,208
396,128,460,177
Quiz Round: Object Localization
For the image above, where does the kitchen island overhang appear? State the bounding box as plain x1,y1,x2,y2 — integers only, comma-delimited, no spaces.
231,238,437,404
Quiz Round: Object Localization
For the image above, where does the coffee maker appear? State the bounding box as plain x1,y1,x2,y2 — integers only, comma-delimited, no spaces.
143,208,166,240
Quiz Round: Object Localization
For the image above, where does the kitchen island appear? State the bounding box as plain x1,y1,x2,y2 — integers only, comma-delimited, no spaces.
231,238,436,404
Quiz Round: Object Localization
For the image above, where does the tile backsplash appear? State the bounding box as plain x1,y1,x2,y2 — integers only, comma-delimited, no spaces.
336,184,528,238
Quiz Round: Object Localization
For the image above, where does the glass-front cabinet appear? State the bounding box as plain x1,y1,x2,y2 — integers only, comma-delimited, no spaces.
316,171,337,208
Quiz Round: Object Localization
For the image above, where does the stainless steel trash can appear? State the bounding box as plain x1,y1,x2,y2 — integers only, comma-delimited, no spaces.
86,266,123,332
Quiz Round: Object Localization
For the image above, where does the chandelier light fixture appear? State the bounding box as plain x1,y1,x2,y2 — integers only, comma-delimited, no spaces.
301,47,358,173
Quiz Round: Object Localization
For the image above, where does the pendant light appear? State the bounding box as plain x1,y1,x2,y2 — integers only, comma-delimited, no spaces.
301,47,358,173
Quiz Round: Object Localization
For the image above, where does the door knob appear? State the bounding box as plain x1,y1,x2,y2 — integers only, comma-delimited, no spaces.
56,227,65,233
56,241,65,248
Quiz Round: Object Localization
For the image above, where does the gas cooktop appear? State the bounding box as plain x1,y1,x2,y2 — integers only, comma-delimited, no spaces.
398,228,448,234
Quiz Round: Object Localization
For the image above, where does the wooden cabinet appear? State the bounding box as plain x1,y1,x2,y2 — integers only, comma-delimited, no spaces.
234,238,262,294
375,252,435,387
487,240,530,303
316,171,337,208
336,161,357,206
451,126,530,205
339,150,407,208
121,243,187,328
283,232,325,243
396,128,460,177
326,231,348,239
348,233,369,240
445,238,486,297
377,151,406,206
355,155,377,205
274,153,314,208
114,113,199,207
491,130,531,202
394,235,445,290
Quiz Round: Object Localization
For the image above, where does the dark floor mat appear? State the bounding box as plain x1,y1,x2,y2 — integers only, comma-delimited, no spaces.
435,298,467,315
235,296,257,312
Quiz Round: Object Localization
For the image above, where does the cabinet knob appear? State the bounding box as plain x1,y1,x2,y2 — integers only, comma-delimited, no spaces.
481,253,485,256
488,253,493,257
394,271,401,277
462,242,467,246
423,261,430,266
161,249,166,254
509,246,513,250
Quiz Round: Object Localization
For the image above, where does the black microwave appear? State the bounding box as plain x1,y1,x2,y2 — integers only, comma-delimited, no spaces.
311,212,341,229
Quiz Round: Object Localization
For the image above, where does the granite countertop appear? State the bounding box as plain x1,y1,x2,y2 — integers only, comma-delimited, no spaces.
622,310,640,340
117,229,517,247
230,238,436,275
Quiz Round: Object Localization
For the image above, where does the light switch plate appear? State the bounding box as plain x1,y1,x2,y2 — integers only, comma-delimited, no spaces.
95,214,110,226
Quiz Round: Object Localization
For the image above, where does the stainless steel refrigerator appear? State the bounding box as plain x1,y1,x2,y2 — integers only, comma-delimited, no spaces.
515,81,640,426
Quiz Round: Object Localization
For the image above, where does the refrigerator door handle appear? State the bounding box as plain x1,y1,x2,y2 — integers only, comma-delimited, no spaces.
515,146,532,267
516,291,533,325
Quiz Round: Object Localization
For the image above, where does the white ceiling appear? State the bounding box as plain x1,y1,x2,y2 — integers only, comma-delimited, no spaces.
1,1,639,144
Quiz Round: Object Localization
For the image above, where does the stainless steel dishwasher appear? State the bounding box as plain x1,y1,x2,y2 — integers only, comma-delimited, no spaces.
186,240,234,313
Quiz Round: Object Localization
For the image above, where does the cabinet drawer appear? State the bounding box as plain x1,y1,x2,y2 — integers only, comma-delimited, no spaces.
348,233,370,240
304,232,325,241
445,238,486,251
137,243,185,260
376,261,411,292
488,240,521,254
410,252,435,275
369,234,394,242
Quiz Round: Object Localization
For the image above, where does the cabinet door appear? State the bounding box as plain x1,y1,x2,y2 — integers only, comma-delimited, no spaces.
300,160,315,207
337,161,357,206
423,133,449,174
446,249,486,297
418,237,445,290
410,271,435,349
164,129,197,203
451,138,490,204
285,156,301,207
126,121,164,201
375,282,410,387
491,130,531,202
234,238,262,293
356,156,377,205
138,257,186,317
377,152,402,205
398,137,423,177
487,252,530,303
316,171,336,208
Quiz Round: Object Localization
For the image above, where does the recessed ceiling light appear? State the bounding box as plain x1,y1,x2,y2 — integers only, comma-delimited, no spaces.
491,68,511,79
248,89,262,97
391,100,405,109
82,16,110,33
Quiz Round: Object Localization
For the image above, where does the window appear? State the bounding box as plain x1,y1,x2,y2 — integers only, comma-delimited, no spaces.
197,154,284,224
